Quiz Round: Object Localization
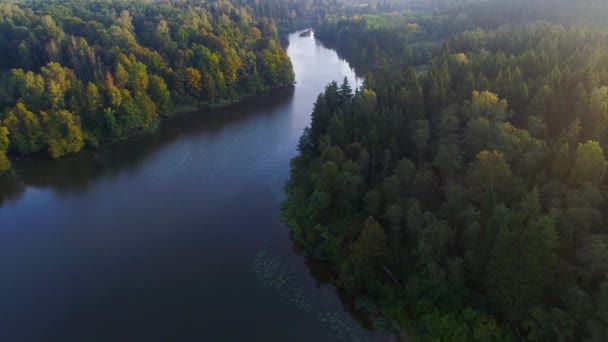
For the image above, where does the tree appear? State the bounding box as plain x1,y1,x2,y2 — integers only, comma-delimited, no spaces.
570,141,608,187
576,235,608,287
129,62,149,93
133,93,159,132
485,215,559,326
117,10,134,31
42,109,84,159
84,82,102,128
428,43,451,113
85,82,101,114
337,76,353,105
364,189,382,217
2,102,43,154
185,67,203,98
10,69,45,111
0,126,10,173
105,73,123,107
115,63,130,89
410,119,429,160
404,67,425,119
417,212,454,266
466,150,516,208
464,90,509,124
149,75,171,114
384,204,404,263
0,126,9,156
309,94,330,151
341,217,390,289
40,63,72,109
433,143,464,181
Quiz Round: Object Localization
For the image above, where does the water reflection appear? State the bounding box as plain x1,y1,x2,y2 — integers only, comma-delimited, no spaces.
1,88,294,204
0,174,25,207
313,36,379,77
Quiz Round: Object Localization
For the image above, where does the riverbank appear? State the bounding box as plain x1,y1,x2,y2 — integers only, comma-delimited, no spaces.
168,84,296,116
0,29,395,342
2,84,295,168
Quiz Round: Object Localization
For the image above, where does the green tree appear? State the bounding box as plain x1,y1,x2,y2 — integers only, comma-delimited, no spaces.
42,109,84,159
485,215,559,325
464,90,509,124
466,150,516,208
341,217,390,289
129,61,149,93
570,141,608,187
0,126,10,173
149,75,171,114
2,102,43,154
84,82,102,128
337,76,353,105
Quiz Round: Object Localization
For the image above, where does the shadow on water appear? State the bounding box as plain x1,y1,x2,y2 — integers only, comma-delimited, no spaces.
0,174,25,207
0,87,295,208
314,38,367,75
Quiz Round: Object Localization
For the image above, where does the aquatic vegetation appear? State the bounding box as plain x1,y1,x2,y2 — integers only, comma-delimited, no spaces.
253,250,371,341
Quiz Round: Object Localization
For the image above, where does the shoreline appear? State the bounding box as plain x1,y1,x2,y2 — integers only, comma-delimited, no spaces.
4,84,295,166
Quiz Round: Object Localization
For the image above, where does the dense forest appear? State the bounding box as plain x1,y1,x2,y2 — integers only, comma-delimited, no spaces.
4,0,608,339
283,0,608,340
0,0,426,175
0,0,297,173
315,0,608,72
234,0,416,32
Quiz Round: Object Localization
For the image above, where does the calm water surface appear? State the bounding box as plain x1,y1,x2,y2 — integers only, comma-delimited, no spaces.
0,31,392,341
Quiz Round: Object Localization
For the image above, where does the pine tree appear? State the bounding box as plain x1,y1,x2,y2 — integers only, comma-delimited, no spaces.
337,76,353,105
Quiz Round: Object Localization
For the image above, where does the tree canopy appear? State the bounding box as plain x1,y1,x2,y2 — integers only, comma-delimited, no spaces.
283,1,608,339
0,0,297,166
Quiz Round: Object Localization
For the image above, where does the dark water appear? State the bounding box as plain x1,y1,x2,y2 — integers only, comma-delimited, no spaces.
0,31,394,341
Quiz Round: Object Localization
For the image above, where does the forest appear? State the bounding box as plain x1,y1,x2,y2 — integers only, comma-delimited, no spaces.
0,0,297,173
3,0,608,340
0,0,426,175
283,0,608,340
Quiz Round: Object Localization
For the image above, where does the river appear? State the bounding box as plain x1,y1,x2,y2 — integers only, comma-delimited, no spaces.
0,30,395,341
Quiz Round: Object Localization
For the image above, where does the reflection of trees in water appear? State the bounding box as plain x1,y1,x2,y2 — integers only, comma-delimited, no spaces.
299,30,313,37
314,38,366,77
253,249,387,342
0,88,294,207
0,173,25,207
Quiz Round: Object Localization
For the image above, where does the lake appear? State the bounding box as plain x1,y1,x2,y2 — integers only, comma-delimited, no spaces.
0,30,394,341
